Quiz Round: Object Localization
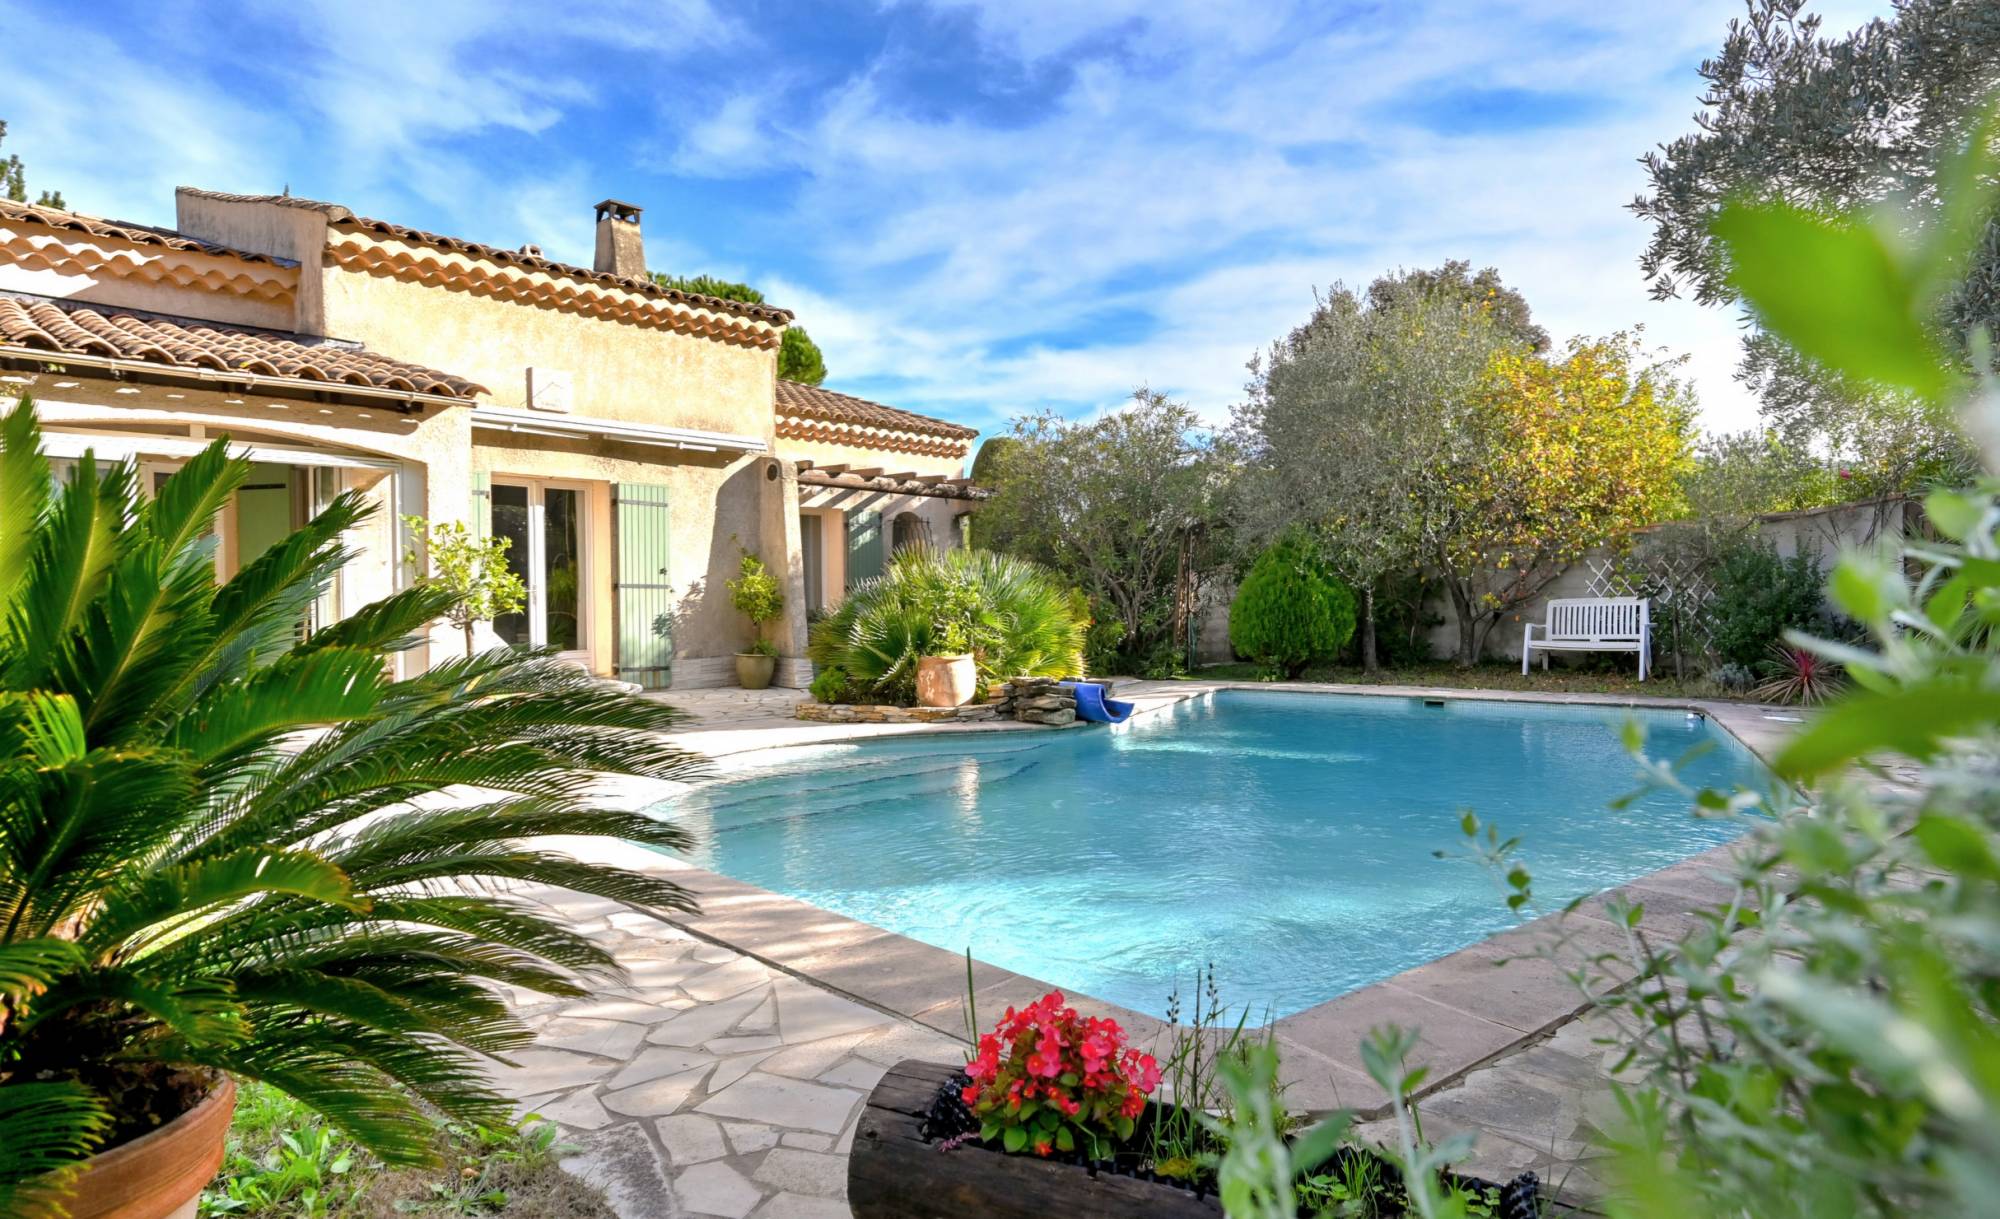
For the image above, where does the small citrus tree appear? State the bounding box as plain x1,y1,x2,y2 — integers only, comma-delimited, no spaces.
726,553,784,656
402,516,526,657
1229,533,1357,678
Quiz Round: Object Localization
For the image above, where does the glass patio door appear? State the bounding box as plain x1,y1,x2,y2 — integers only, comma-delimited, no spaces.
491,480,586,659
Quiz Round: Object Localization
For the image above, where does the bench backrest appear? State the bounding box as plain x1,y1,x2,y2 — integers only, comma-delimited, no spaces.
1545,597,1647,641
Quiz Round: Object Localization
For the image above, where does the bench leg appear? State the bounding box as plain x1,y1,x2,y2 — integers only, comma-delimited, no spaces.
1521,627,1532,676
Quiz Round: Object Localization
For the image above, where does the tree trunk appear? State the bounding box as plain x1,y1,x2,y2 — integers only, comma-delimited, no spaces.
1360,585,1379,674
1471,611,1501,664
1444,579,1479,668
464,620,476,659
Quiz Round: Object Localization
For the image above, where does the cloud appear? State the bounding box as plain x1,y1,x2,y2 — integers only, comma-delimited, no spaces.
4,0,1900,441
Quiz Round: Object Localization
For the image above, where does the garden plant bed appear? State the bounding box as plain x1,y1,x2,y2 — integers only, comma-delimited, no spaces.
795,700,1007,724
849,1059,1552,1219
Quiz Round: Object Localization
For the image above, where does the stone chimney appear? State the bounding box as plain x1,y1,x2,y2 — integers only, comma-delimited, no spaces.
592,199,645,279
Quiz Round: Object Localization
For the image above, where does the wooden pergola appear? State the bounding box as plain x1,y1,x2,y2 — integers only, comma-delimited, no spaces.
794,461,992,501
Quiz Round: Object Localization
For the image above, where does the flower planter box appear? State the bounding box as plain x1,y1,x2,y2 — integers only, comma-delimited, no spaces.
850,1060,1555,1219
850,1060,1221,1219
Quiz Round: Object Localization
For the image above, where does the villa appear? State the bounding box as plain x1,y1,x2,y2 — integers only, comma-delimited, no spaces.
0,191,984,687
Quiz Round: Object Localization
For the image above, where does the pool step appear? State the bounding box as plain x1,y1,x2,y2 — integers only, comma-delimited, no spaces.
684,752,1048,835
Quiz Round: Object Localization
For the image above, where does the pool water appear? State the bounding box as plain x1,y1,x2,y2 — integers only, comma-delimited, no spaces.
664,690,1769,1018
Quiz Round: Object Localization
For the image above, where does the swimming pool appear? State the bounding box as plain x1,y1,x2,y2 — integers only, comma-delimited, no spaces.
665,690,1769,1018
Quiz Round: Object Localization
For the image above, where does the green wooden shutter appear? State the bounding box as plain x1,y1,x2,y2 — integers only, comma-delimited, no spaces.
615,483,674,689
846,508,883,589
469,471,490,541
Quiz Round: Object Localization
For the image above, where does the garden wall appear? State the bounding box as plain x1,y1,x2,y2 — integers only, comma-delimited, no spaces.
1193,496,1912,669
1448,496,1912,663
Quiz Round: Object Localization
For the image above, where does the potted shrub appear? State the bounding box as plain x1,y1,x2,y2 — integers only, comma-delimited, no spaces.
0,402,707,1217
915,618,978,708
726,552,784,689
807,548,1086,707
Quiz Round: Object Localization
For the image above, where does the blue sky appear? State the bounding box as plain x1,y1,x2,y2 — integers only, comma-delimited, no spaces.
1,0,1888,439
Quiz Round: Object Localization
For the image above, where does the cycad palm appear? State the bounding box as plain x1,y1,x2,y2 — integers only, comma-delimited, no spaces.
0,398,704,1208
807,545,1086,702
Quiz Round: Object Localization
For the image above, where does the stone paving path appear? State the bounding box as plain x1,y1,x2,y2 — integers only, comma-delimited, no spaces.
1351,1010,1624,1200
488,885,961,1219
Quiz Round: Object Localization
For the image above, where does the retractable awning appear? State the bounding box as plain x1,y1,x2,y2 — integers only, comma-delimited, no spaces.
469,406,766,455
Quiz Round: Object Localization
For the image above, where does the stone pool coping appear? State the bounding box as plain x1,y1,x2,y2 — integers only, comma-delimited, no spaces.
571,680,1803,1119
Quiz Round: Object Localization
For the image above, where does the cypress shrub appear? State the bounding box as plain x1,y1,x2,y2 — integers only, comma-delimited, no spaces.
1229,534,1358,678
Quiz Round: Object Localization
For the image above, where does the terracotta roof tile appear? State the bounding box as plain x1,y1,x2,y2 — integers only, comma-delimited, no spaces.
0,198,289,265
0,295,485,401
774,379,977,441
176,187,794,326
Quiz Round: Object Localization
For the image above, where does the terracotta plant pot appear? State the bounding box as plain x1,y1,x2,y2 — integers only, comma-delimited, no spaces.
53,1075,236,1219
736,652,777,690
916,654,977,707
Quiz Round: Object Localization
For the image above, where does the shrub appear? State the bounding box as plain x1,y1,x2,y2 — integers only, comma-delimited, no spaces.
1706,661,1756,693
1229,534,1357,678
808,666,853,705
807,547,1086,705
1708,539,1827,668
960,991,1161,1158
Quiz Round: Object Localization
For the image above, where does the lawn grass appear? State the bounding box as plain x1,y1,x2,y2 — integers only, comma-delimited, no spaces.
1187,660,1741,701
201,1082,614,1218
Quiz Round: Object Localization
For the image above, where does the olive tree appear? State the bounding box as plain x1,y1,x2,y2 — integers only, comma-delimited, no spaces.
1232,280,1504,669
978,390,1235,674
1634,0,1997,482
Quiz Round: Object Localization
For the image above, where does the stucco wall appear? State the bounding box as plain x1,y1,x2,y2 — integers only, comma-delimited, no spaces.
320,263,777,441
1194,498,1918,671
172,194,333,334
471,436,802,683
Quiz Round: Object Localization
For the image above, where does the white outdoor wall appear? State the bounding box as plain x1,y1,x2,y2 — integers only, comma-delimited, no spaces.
1199,496,1915,668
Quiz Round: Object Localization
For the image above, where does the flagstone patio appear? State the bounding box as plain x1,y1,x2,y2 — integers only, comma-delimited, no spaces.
490,883,962,1219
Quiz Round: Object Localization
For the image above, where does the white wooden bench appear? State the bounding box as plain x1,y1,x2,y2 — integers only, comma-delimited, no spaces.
1522,597,1651,681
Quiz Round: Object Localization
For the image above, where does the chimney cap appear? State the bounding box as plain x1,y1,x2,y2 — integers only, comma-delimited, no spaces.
594,199,643,223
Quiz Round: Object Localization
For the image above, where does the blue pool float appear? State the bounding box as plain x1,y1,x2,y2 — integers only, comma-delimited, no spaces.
1060,680,1135,724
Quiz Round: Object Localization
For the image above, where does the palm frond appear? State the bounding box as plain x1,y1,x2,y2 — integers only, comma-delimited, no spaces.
330,796,693,874
0,1082,115,1208
78,846,358,958
4,451,130,690
0,397,52,621
140,440,246,560
303,583,456,654
347,848,697,914
150,922,594,1004
0,747,198,939
0,430,704,1184
0,938,86,1001
19,970,246,1048
167,646,388,770
57,537,222,743
191,1035,442,1167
